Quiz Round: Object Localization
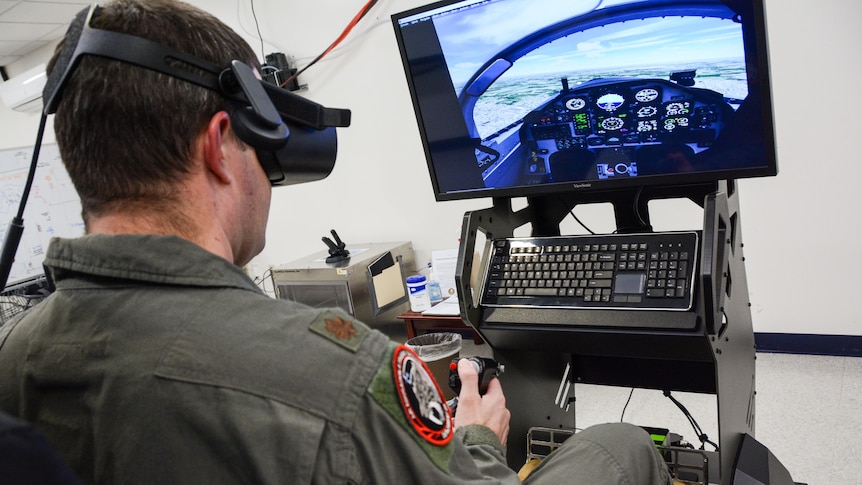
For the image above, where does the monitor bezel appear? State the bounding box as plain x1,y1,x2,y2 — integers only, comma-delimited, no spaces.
391,0,778,202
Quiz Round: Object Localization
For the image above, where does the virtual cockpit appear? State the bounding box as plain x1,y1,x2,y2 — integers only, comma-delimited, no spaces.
443,0,749,191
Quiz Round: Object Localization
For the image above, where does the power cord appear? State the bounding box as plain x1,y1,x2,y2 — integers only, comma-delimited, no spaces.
282,0,379,88
568,206,596,235
632,186,650,230
557,196,596,235
663,390,719,451
253,266,276,297
620,387,635,421
249,0,266,62
244,0,379,88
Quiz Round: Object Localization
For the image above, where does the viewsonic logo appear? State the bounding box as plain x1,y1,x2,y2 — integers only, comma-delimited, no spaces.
572,183,593,189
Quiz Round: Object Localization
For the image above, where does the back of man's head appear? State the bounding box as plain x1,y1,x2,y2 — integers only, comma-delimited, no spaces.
48,0,258,223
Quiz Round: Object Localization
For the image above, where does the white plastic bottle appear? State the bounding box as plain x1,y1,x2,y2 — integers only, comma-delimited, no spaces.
406,274,431,312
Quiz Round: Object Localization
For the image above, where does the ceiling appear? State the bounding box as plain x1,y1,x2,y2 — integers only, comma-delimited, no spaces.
0,0,90,72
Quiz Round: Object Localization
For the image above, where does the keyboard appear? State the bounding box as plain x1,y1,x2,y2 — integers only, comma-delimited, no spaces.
480,232,699,311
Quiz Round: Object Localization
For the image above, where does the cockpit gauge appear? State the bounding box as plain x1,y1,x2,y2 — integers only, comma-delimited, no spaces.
637,106,658,117
596,93,625,112
601,117,625,131
637,119,659,132
665,101,691,116
664,117,689,131
635,88,659,103
564,97,587,111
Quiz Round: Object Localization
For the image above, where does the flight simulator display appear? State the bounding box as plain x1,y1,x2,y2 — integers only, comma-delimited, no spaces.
392,0,777,201
393,1,791,483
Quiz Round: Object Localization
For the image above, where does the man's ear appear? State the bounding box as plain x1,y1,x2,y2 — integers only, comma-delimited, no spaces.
204,111,234,184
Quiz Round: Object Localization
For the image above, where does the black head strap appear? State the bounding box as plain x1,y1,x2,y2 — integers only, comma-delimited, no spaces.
42,4,349,130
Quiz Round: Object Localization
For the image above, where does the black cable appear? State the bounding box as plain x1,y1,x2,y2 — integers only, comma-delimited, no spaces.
249,0,265,62
253,267,275,296
633,186,649,228
13,114,46,221
0,113,49,292
568,207,596,235
261,266,273,294
620,388,635,421
558,196,596,235
662,390,719,451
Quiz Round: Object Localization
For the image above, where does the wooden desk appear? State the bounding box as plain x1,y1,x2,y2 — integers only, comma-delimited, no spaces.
397,311,484,344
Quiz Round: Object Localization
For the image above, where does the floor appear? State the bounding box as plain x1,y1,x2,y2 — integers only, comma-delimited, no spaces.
380,323,862,485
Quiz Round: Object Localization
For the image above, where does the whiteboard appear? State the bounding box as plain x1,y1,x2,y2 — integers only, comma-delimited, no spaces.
0,143,84,289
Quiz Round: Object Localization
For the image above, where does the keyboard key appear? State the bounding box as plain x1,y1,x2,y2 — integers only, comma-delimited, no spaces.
588,279,612,288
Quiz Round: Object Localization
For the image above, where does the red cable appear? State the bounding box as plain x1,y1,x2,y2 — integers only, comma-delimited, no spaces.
282,0,378,88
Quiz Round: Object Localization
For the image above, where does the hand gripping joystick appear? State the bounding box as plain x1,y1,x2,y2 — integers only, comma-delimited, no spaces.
446,357,505,415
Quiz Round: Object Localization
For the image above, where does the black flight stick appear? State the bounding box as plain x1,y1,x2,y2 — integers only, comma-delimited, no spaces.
322,229,350,263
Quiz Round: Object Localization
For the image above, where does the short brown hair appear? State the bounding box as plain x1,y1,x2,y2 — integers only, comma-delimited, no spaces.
48,0,258,222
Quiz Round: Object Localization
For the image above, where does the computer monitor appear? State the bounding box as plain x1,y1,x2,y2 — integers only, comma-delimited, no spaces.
392,0,777,201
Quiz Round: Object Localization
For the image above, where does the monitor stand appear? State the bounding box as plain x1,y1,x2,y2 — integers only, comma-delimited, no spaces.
452,180,795,484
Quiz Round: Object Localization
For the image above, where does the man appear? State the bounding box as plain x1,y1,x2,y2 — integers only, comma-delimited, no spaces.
0,0,672,483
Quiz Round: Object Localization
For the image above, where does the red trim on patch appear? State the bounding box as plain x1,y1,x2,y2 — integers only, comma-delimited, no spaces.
392,345,453,446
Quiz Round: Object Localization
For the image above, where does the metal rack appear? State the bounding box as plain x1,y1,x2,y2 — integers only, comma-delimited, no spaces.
0,292,45,325
454,180,760,484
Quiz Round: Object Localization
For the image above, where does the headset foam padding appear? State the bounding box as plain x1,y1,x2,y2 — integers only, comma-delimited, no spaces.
42,6,93,115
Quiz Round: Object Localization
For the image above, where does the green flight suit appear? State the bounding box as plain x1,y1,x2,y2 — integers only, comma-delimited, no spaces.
0,234,670,484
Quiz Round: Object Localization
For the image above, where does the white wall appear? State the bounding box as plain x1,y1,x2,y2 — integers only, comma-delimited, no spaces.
1,0,860,336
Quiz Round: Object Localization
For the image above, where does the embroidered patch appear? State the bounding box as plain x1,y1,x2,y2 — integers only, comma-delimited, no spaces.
309,311,368,352
392,345,453,446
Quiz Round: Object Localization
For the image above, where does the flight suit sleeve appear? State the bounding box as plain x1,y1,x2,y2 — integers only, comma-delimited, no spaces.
353,342,523,484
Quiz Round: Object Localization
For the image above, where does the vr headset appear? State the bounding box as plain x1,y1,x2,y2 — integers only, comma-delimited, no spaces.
44,4,352,186
0,3,352,292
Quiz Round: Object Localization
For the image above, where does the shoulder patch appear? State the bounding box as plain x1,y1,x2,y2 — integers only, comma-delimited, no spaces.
392,344,453,446
309,311,368,352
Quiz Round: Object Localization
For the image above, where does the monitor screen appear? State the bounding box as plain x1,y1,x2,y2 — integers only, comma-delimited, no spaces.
392,0,777,201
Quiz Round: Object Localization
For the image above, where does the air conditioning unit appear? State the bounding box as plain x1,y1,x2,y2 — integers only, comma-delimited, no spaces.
0,64,47,112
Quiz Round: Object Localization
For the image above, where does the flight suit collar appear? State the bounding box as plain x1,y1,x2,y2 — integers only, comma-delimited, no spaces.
44,234,257,291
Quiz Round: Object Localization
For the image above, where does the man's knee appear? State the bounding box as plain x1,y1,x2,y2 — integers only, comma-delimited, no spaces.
525,423,671,485
575,422,657,450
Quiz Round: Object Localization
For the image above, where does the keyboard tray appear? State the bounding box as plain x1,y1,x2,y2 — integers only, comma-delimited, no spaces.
480,232,699,311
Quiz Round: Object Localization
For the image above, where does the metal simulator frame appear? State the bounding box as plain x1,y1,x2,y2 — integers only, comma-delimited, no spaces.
455,181,795,484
